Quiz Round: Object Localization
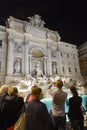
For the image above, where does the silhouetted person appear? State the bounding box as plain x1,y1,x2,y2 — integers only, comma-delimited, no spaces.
25,87,54,130
67,86,84,130
0,86,24,130
0,84,9,130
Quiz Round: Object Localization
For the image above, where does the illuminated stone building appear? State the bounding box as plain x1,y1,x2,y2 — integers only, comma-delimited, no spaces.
0,15,81,84
78,42,87,82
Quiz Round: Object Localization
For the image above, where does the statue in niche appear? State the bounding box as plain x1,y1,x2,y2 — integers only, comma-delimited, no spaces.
32,68,37,77
52,62,57,74
14,59,21,74
32,61,43,77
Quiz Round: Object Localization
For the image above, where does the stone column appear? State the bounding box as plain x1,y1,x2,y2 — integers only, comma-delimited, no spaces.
1,39,7,76
54,44,59,75
57,48,62,76
43,56,48,76
47,44,52,76
29,55,32,75
6,38,14,76
24,43,29,75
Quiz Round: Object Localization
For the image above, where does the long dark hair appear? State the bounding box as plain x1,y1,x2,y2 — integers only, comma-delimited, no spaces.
70,86,78,96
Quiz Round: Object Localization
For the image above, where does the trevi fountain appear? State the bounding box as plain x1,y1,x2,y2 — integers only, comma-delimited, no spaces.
0,15,87,123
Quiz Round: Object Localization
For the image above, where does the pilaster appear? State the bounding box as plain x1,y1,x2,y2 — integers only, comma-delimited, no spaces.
6,38,14,76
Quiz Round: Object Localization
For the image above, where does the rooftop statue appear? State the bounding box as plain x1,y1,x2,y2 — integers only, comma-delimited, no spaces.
28,14,45,28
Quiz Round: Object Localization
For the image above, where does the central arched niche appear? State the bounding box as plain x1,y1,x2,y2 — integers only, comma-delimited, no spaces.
31,48,45,77
31,48,44,58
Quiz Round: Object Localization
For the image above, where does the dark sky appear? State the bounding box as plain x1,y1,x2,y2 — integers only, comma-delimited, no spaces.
0,0,87,47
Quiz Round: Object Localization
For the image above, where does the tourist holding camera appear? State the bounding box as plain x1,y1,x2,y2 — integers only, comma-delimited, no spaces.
48,80,67,130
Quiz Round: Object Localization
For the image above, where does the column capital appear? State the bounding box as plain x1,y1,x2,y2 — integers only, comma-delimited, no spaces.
43,56,48,60
24,40,30,45
28,54,32,57
8,37,14,43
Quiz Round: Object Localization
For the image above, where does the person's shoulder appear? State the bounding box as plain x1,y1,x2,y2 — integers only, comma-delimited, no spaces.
0,92,8,104
38,100,47,107
16,96,24,104
61,90,67,96
63,91,67,95
73,95,82,100
18,96,24,101
78,96,82,100
0,92,5,98
39,101,48,110
69,96,74,102
48,89,57,96
0,92,8,98
5,95,14,101
18,96,24,99
26,100,41,108
27,99,38,105
78,95,82,98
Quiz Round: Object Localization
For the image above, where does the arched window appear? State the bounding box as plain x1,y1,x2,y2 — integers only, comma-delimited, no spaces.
67,53,69,58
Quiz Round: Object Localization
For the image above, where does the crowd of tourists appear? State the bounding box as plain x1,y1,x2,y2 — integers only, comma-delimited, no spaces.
0,79,86,130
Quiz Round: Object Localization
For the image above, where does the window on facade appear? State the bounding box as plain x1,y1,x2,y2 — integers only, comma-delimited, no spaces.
75,68,77,72
61,52,63,57
73,54,75,59
62,66,65,73
0,40,2,47
67,53,69,58
69,67,71,72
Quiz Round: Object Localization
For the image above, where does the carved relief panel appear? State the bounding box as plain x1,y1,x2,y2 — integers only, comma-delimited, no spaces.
51,49,57,58
14,42,23,53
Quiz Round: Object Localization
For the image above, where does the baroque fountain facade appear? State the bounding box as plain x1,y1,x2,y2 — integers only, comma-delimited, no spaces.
0,14,81,85
0,15,87,127
0,15,87,112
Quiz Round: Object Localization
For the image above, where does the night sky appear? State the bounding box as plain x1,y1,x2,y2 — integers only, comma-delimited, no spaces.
0,0,87,47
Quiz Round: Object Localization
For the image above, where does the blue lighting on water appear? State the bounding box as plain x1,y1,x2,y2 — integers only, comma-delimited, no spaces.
41,95,87,114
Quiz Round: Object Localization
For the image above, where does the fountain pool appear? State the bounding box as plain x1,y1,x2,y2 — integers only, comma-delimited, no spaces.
41,95,87,121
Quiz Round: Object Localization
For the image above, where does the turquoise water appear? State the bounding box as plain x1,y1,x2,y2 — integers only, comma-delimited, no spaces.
41,95,87,114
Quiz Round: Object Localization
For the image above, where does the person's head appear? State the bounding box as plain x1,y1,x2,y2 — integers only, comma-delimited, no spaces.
70,86,78,96
0,84,8,94
8,86,18,96
56,79,63,89
32,85,38,89
31,87,43,100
